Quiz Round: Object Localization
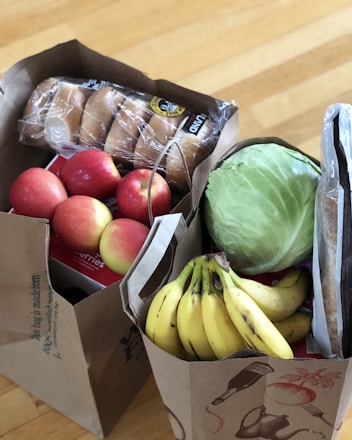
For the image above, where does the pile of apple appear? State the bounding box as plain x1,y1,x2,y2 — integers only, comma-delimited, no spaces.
9,149,172,275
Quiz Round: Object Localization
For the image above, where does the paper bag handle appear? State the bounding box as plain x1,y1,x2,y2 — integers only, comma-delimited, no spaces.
120,213,188,326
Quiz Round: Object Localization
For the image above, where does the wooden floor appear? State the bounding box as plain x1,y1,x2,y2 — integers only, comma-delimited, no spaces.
1,0,352,438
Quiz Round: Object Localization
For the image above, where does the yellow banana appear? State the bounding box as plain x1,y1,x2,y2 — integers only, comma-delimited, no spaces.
145,257,195,359
176,256,217,361
229,267,311,322
274,311,312,344
201,261,246,359
207,254,294,359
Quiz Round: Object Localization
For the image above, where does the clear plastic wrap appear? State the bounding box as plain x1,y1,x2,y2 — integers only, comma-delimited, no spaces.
312,103,352,359
18,76,236,193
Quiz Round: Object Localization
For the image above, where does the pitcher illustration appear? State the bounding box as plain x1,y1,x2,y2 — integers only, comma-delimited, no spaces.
236,406,309,439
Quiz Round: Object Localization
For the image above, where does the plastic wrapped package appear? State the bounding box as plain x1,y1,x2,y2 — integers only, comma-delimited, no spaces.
104,92,153,168
312,103,352,359
18,76,235,193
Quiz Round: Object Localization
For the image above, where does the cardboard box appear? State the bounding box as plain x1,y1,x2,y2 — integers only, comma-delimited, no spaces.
49,238,122,294
0,40,239,438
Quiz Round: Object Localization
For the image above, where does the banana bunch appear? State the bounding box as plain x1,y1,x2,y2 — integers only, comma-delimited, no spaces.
145,252,312,361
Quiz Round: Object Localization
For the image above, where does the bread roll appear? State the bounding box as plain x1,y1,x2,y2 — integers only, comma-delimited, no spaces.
19,77,60,146
133,113,184,172
79,85,126,149
104,93,152,167
165,116,216,192
44,80,92,147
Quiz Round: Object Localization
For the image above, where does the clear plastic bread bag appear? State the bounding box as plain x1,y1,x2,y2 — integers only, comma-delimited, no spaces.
312,103,352,359
18,76,237,194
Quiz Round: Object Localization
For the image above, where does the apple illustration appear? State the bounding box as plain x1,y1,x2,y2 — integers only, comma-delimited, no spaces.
60,149,121,200
116,168,171,225
99,217,150,275
9,167,68,220
52,195,113,254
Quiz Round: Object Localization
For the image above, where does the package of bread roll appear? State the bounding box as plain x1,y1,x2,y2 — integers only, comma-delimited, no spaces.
312,103,352,359
18,76,236,193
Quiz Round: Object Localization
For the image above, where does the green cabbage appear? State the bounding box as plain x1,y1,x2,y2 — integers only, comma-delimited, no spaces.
203,143,321,275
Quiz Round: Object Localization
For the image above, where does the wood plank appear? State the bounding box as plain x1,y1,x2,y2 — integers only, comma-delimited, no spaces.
0,387,39,435
2,409,88,440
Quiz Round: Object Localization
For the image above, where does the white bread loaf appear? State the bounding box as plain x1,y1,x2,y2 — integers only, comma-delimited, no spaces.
104,93,153,167
79,85,126,149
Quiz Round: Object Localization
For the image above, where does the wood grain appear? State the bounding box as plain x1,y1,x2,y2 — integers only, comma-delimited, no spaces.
1,0,352,438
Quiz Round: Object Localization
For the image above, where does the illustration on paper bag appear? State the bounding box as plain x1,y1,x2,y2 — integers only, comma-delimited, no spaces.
212,361,274,405
235,405,309,439
205,362,343,439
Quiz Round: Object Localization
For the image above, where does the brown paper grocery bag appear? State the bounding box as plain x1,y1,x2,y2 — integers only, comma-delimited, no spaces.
0,40,239,437
0,211,150,438
121,212,352,440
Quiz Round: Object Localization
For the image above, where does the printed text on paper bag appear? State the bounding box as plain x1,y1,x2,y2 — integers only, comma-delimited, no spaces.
30,274,61,359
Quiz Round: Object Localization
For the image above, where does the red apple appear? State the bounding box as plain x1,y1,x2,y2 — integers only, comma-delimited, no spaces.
52,195,113,254
60,149,121,200
9,167,68,220
99,217,150,275
116,169,171,225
